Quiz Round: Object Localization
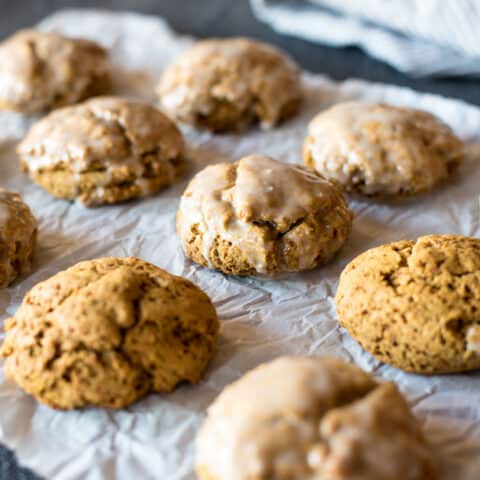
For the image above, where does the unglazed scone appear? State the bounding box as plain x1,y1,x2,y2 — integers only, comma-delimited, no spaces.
196,356,436,480
157,38,302,131
177,155,353,276
303,102,464,196
17,97,185,206
0,30,110,113
0,190,37,288
1,257,219,409
335,235,480,373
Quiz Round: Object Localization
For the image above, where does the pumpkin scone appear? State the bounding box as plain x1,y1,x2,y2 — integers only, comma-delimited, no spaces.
1,257,219,409
0,30,110,113
17,97,185,206
177,155,353,276
0,189,37,288
157,38,302,131
196,356,436,480
335,235,480,373
303,101,464,196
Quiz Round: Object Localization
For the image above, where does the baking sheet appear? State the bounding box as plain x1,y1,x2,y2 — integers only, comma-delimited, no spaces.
1,9,480,480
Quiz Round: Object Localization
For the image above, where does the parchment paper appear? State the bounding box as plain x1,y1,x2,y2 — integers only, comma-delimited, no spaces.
1,9,480,480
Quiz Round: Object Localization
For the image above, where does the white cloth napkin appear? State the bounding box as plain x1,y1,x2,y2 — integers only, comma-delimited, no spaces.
251,0,480,77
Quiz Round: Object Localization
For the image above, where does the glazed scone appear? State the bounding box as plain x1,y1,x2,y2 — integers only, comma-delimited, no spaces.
335,235,480,373
157,38,302,131
0,257,219,409
0,30,110,113
303,102,464,196
0,190,37,288
17,97,185,206
196,356,436,480
177,155,353,276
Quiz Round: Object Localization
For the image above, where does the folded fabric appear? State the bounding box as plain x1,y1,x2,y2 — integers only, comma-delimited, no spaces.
250,0,480,77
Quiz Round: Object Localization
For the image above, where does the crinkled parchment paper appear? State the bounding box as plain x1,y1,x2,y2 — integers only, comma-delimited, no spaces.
1,9,480,480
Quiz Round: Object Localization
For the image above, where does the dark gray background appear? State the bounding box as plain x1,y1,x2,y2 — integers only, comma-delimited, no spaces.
0,1,478,479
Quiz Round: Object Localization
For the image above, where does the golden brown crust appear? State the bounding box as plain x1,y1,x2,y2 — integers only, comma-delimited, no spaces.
17,97,185,206
1,257,219,409
0,30,110,113
0,189,37,288
335,234,480,373
177,155,353,276
304,102,464,197
196,356,436,480
157,38,302,132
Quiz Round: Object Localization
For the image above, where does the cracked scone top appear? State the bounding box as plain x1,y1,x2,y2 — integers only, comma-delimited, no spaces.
18,97,185,206
177,155,353,276
0,30,110,113
335,235,480,373
303,101,464,196
157,38,302,131
0,257,219,409
0,190,37,288
196,356,436,480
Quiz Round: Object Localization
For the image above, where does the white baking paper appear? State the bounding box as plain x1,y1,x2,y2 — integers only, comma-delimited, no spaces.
1,9,480,480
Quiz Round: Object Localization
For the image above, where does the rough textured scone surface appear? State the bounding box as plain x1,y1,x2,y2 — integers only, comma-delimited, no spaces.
0,29,110,113
18,97,185,206
335,235,480,373
0,189,37,288
157,38,302,131
177,155,353,276
1,257,219,409
196,356,436,480
304,101,464,196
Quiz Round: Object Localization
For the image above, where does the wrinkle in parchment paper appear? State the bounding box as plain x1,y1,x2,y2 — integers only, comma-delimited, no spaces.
0,9,479,480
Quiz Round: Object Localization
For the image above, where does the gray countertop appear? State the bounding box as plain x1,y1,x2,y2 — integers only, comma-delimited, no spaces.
1,1,478,478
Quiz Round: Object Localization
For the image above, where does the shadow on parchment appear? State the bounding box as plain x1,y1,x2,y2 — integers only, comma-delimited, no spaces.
421,412,480,480
155,321,287,414
0,140,22,182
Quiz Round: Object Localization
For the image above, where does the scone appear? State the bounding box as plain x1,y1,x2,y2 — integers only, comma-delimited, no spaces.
335,235,480,373
17,97,185,206
0,190,37,288
196,356,436,480
177,155,353,276
303,102,464,196
1,257,219,409
0,30,110,113
157,38,302,131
